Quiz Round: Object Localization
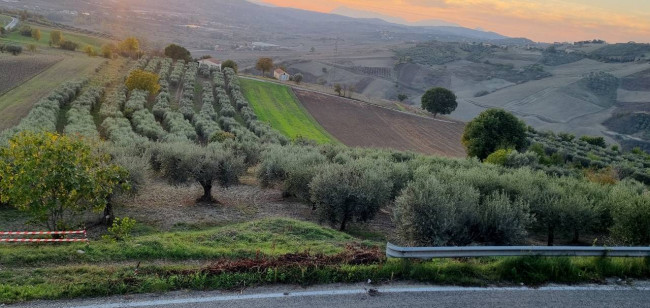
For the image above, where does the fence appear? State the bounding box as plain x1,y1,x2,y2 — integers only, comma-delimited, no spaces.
386,242,650,258
0,230,88,243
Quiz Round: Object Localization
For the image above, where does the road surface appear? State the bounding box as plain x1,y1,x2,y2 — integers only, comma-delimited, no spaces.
10,282,650,308
4,17,18,30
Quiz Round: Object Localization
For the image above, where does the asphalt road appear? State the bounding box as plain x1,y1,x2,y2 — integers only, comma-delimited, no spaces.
4,17,18,30
10,283,650,308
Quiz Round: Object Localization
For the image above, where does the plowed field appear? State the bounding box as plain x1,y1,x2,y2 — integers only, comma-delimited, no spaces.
294,89,466,157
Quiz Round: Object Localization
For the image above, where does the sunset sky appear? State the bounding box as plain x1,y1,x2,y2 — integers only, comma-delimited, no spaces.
255,0,650,43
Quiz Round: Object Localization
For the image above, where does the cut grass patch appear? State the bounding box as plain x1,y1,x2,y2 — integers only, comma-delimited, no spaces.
240,78,337,144
0,55,103,130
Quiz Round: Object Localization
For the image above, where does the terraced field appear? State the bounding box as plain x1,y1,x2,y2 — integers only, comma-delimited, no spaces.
294,89,466,157
240,78,336,144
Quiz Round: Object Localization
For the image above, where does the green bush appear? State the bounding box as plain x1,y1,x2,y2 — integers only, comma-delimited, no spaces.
485,149,513,165
103,217,137,242
609,181,650,245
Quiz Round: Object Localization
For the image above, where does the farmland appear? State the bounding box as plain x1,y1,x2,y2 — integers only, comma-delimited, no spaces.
0,55,103,130
0,24,110,49
293,89,466,157
0,53,61,95
240,78,336,144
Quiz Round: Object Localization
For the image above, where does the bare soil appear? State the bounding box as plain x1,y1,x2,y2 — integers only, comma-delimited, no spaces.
293,89,466,157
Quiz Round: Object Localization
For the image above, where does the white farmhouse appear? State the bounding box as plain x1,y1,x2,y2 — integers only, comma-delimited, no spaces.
197,58,221,71
274,68,290,81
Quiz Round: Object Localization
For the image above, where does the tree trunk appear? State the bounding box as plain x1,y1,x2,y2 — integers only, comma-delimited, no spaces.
339,218,348,231
572,229,580,243
103,203,114,226
547,225,555,246
197,182,215,203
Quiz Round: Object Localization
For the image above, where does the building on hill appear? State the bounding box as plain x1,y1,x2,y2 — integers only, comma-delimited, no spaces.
197,58,221,71
274,68,290,81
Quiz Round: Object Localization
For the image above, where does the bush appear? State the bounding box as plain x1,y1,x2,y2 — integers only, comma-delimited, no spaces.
125,69,161,94
103,217,137,242
580,136,607,148
5,45,22,55
59,40,79,51
485,149,512,165
462,109,527,160
609,180,650,245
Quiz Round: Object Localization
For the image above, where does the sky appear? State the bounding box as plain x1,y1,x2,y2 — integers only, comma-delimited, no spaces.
254,0,650,43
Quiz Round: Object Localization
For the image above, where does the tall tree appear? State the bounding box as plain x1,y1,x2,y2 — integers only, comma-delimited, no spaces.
31,29,41,41
461,109,527,160
50,31,63,46
421,87,457,117
119,37,140,57
125,69,161,94
256,57,273,76
164,44,191,62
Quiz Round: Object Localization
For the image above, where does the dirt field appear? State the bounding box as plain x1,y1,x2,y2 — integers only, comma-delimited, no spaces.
0,54,62,95
294,89,466,157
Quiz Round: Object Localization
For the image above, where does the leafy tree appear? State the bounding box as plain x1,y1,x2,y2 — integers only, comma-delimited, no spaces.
421,87,457,117
153,142,245,203
293,73,303,84
50,30,63,46
397,94,408,102
256,57,273,76
310,47,315,53
101,43,116,59
31,29,41,41
462,109,527,160
0,132,128,231
5,45,22,55
26,44,36,52
310,162,392,231
221,59,238,73
83,45,96,57
59,40,79,51
164,44,191,62
125,69,161,94
19,25,32,37
119,37,140,57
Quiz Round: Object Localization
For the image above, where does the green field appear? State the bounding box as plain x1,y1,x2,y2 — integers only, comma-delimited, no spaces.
0,23,110,49
240,78,337,144
0,55,104,129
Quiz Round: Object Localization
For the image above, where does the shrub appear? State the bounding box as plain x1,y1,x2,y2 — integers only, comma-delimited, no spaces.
609,180,650,245
132,109,166,141
59,40,79,51
579,136,607,148
475,191,532,245
125,69,161,94
485,149,513,165
103,217,137,242
5,45,22,55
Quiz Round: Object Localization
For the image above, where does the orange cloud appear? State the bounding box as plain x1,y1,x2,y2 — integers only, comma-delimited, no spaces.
258,0,650,42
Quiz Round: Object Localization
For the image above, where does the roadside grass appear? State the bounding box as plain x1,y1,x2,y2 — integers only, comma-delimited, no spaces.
240,78,337,144
0,23,110,50
2,218,650,303
0,218,356,267
0,55,103,130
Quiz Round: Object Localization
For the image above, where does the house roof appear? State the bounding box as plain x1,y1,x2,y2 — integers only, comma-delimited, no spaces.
200,58,221,65
274,68,287,74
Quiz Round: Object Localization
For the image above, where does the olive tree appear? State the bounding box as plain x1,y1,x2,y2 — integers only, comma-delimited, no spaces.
310,161,392,231
153,142,245,203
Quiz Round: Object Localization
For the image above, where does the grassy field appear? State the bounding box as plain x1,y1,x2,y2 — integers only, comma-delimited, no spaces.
240,78,337,144
2,218,649,303
0,55,104,130
0,23,110,50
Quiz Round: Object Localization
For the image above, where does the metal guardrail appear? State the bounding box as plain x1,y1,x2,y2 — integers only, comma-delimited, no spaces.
386,242,650,258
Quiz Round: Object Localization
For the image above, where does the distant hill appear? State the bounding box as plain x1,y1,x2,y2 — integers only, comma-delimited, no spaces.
331,6,460,28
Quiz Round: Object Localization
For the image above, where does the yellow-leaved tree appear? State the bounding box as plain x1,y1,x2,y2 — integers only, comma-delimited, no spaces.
0,132,129,231
125,69,161,94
